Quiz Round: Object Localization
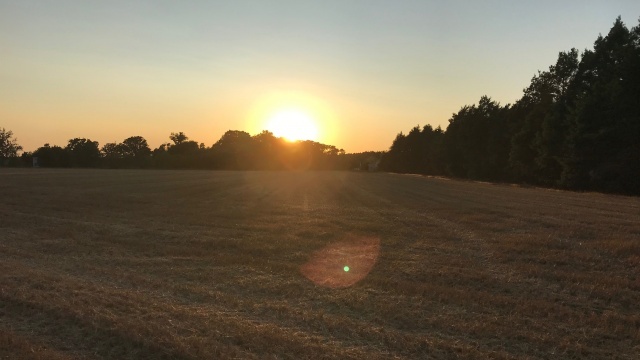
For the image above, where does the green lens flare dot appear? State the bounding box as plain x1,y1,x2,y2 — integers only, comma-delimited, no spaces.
343,266,350,272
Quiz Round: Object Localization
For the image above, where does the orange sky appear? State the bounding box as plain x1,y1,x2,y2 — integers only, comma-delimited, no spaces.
2,1,639,153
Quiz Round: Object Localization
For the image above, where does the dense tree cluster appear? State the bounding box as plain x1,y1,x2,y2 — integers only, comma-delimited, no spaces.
380,17,640,195
5,127,379,171
12,130,363,171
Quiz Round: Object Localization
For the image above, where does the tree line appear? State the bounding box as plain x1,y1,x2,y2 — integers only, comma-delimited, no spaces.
379,17,640,195
1,17,638,194
0,127,378,171
32,130,349,170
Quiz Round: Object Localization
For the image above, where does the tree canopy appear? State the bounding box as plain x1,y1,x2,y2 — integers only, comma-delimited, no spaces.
379,17,640,195
0,128,23,164
18,131,353,171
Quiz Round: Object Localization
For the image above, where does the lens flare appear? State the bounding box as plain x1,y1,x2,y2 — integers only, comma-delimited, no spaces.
300,234,380,289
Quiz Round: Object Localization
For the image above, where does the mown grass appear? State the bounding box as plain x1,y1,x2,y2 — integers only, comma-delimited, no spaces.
0,169,638,359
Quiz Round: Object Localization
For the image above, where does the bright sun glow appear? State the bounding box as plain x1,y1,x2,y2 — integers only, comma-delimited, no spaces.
265,109,319,141
247,90,338,145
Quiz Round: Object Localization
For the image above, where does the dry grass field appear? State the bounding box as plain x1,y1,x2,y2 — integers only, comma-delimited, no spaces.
1,169,639,359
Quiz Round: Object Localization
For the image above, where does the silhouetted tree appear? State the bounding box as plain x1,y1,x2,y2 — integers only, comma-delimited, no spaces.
443,96,508,180
534,49,580,185
66,138,100,167
252,130,283,170
0,128,23,165
149,133,204,168
509,48,580,184
33,144,70,167
150,142,171,168
169,132,188,145
211,130,255,170
416,125,445,174
168,140,199,156
561,17,640,193
379,132,408,172
381,17,640,195
20,151,33,167
101,142,124,168
121,136,151,158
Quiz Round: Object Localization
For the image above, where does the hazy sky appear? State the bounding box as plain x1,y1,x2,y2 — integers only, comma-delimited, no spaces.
2,1,639,152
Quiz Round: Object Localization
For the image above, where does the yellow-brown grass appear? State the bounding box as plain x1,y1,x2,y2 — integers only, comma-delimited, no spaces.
0,169,638,359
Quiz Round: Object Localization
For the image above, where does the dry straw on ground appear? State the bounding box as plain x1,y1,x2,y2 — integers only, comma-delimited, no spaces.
0,169,638,359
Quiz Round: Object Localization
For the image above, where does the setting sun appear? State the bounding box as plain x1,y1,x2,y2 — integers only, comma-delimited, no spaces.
246,90,338,146
265,109,319,142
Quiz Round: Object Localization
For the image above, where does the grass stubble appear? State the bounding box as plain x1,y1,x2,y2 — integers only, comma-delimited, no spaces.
0,169,638,359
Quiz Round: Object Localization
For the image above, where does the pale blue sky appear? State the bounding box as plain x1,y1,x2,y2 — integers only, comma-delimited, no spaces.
2,1,639,152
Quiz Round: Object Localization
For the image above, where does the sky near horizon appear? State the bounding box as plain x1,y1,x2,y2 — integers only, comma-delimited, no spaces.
2,1,639,153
